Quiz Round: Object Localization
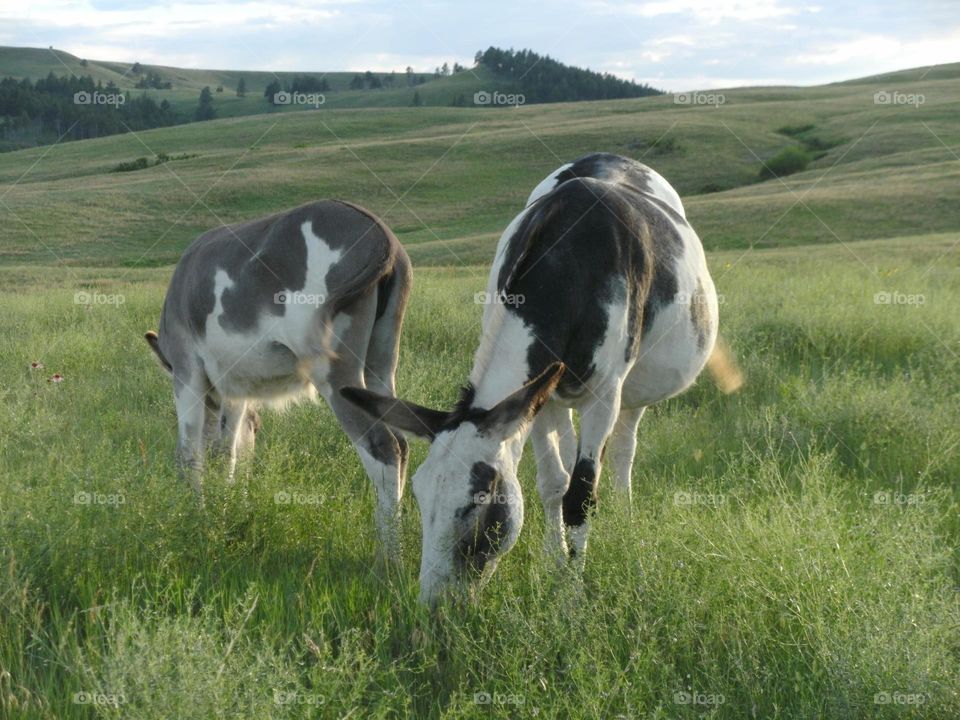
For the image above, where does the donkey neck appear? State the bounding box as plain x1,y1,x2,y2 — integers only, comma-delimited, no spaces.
467,305,535,410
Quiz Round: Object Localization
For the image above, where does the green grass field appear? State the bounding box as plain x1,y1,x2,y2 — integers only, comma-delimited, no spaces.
0,55,958,719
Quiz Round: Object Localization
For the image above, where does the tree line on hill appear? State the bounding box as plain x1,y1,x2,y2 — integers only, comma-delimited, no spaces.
263,74,331,104
348,65,455,91
473,47,662,103
1,48,662,150
0,73,180,149
264,68,434,103
134,70,172,89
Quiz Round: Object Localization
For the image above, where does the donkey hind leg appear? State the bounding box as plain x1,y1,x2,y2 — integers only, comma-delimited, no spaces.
562,383,623,565
173,360,211,495
531,402,576,564
606,406,645,505
214,397,251,482
202,391,222,451
315,293,406,560
236,405,260,463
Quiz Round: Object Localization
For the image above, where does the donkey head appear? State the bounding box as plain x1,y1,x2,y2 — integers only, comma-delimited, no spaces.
341,362,564,605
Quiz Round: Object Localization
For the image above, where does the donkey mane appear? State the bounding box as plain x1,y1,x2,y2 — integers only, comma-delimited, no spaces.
452,382,477,415
439,383,488,431
497,189,563,293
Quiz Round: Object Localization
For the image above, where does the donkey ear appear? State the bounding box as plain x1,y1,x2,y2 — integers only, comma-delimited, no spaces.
479,362,565,438
339,387,450,440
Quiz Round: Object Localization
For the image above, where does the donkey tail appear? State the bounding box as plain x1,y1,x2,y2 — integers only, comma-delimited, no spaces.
706,335,743,394
144,330,173,374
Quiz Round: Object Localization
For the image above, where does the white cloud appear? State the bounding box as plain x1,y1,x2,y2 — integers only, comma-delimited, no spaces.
788,28,960,68
640,51,668,63
5,1,345,37
650,34,697,47
654,74,793,91
589,0,805,24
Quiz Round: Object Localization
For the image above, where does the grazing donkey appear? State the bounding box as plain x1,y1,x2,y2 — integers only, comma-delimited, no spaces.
145,200,411,552
343,153,738,604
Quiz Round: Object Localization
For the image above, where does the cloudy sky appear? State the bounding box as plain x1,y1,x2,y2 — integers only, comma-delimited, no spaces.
3,0,958,91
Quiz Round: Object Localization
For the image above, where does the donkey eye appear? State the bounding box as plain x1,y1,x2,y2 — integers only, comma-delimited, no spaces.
455,462,501,520
455,501,480,520
468,462,497,497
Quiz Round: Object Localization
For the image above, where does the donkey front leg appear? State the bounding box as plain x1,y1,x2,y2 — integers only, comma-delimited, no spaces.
172,366,209,495
562,384,622,564
361,347,409,509
317,298,406,561
322,384,406,560
531,402,576,564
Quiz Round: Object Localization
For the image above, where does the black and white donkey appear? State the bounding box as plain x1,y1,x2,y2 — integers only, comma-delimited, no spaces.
145,200,411,553
344,153,739,604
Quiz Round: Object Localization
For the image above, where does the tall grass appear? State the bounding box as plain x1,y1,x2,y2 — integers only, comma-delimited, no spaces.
0,237,957,718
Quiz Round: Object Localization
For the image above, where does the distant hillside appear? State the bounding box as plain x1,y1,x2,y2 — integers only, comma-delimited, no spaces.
0,45,665,151
1,60,957,267
0,47,128,85
0,46,363,95
835,62,960,85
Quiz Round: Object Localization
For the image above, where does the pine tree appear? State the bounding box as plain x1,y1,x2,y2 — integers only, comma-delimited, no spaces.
195,86,216,121
264,80,281,103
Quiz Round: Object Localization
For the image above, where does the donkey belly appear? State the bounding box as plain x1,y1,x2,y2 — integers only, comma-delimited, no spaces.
194,265,340,401
621,267,718,408
197,330,309,400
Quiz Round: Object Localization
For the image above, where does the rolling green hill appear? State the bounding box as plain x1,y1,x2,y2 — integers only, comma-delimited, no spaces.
2,54,959,720
0,46,131,85
1,44,639,123
1,60,957,268
835,61,960,85
0,45,505,125
0,45,410,94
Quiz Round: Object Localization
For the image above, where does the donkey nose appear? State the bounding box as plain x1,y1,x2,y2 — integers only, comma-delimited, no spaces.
418,587,440,608
418,568,454,607
418,582,446,608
